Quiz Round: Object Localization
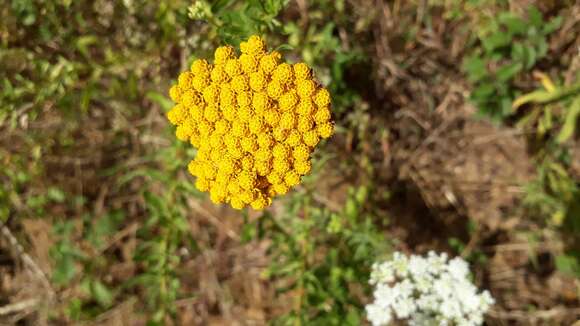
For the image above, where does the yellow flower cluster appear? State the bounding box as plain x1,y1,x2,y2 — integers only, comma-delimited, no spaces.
166,35,334,210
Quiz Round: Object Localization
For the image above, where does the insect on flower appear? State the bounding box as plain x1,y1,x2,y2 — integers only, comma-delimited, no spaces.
166,35,334,210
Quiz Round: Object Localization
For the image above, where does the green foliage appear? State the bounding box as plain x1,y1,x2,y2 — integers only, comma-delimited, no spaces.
246,185,390,325
189,0,289,44
50,211,124,320
524,157,579,230
463,6,562,122
514,75,580,143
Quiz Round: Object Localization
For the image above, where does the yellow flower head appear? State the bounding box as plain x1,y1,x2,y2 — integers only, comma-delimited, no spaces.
167,35,334,210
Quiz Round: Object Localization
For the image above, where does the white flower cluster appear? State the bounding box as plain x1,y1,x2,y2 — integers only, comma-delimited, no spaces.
366,251,494,326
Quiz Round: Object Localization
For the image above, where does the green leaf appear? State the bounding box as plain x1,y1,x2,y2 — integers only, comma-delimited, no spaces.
544,16,563,34
557,96,580,143
555,254,580,277
496,62,523,82
500,14,527,36
463,55,488,82
146,91,174,112
528,6,543,28
90,280,114,308
482,31,511,53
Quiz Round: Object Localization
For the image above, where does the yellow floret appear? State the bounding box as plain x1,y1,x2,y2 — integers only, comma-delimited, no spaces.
201,161,217,180
195,178,210,192
188,160,200,177
279,111,296,130
272,63,293,85
224,58,243,77
214,119,230,134
232,120,249,137
181,89,202,108
231,75,250,93
314,106,331,124
191,59,211,76
239,54,259,74
238,171,257,190
227,179,241,195
317,122,334,138
214,46,235,66
250,196,268,210
297,115,314,132
249,116,265,134
237,105,253,122
255,147,272,162
249,71,267,92
199,137,212,151
239,190,256,204
167,104,187,125
297,99,315,116
246,35,266,56
218,156,237,175
294,160,311,175
314,88,331,106
284,171,301,187
302,130,320,147
210,148,226,163
272,143,289,158
267,80,284,99
169,85,183,103
202,84,220,104
278,91,299,111
192,75,210,92
189,105,204,122
240,155,254,170
296,79,316,98
259,52,280,74
264,109,281,127
241,136,258,153
239,41,249,54
272,128,288,142
178,71,194,90
230,197,245,210
272,183,289,195
273,158,290,174
190,132,201,147
221,105,237,121
293,144,310,161
197,120,214,136
210,65,229,83
209,132,224,148
255,160,272,176
267,172,282,184
252,92,271,114
237,91,252,107
176,122,194,141
210,187,227,204
204,104,220,122
284,129,302,147
293,63,312,80
220,87,236,108
257,133,274,148
227,144,244,159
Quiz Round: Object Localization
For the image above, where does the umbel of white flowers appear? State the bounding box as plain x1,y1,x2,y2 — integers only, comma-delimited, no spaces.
366,251,495,326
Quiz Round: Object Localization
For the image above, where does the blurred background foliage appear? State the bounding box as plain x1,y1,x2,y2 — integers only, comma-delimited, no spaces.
0,0,579,325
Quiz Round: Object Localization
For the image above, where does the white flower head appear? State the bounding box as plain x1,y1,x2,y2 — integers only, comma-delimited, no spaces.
366,251,494,326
